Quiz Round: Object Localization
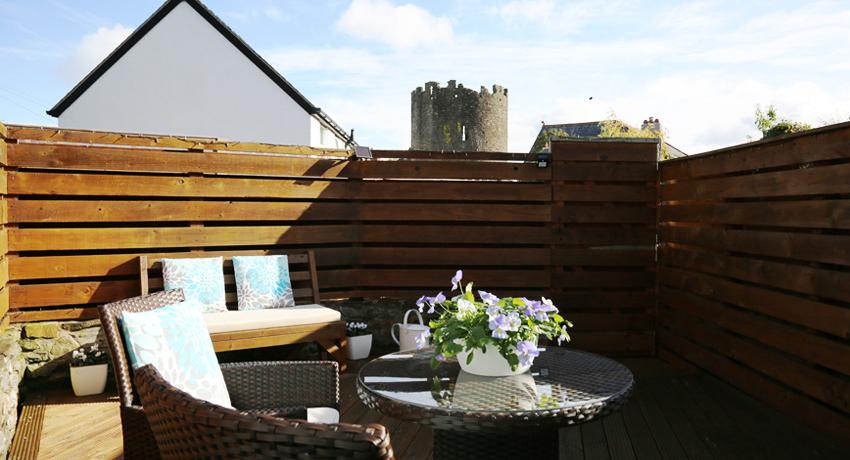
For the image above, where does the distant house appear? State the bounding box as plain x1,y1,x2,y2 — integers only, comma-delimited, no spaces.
48,0,353,149
530,119,686,159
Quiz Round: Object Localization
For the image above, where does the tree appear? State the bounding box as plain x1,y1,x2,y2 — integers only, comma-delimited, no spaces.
754,105,811,139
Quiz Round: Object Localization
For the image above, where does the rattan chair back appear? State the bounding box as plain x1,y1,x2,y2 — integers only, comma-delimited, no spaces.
135,364,395,459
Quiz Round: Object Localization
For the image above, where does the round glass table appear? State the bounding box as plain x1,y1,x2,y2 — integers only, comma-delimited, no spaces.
357,347,634,459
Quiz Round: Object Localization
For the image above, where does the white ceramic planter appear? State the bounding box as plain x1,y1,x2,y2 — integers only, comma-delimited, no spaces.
456,338,538,377
70,363,108,397
345,334,373,360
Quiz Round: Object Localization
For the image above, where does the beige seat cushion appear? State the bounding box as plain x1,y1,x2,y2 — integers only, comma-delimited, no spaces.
202,305,341,334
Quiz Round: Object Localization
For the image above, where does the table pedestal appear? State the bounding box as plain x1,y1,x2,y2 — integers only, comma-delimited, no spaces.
433,427,559,460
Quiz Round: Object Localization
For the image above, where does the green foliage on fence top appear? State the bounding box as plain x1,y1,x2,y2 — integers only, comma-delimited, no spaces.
530,128,570,153
755,104,812,139
599,115,670,160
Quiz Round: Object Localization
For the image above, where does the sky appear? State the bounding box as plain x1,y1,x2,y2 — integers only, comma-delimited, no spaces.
1,0,850,154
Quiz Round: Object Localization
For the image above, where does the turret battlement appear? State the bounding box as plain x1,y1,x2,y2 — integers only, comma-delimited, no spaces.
411,80,508,152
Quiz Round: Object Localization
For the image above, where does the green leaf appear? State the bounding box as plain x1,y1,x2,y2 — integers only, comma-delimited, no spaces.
553,313,564,323
466,352,474,365
465,281,474,293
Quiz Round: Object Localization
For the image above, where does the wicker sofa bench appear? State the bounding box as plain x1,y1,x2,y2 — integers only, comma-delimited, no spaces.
139,250,348,371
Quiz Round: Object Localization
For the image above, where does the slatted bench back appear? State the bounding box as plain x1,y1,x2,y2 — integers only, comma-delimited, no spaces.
139,250,320,307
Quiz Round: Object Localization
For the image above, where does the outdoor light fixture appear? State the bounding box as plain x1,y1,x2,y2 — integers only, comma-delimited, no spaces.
353,146,373,160
536,152,551,168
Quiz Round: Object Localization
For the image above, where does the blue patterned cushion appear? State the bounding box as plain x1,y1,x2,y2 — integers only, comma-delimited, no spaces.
161,257,227,313
233,255,295,310
120,300,231,408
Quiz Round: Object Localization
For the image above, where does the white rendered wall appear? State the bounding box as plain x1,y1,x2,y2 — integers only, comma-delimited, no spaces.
59,2,313,146
310,116,345,149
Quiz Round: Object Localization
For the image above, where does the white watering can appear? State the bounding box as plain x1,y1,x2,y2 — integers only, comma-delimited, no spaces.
391,309,429,351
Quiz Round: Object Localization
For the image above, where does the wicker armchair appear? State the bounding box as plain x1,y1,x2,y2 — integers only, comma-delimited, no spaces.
97,290,354,460
135,364,394,459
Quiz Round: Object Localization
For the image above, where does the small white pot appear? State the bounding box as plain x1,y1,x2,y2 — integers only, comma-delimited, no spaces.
345,334,373,360
456,338,538,377
70,363,108,397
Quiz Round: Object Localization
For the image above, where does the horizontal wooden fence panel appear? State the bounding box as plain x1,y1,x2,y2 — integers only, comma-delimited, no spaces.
658,123,850,440
550,140,659,356
8,171,553,202
660,123,850,181
9,200,550,223
8,142,351,177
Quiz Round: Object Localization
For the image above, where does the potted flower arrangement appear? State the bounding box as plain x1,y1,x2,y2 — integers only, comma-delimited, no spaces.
345,321,373,360
70,343,109,396
415,270,572,377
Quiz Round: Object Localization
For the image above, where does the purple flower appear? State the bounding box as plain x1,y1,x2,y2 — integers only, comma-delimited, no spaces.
478,290,499,306
416,295,428,312
521,298,540,317
489,314,511,339
485,305,502,320
435,353,447,362
451,270,463,291
433,292,446,304
516,341,540,367
557,325,571,346
415,329,431,349
506,312,522,331
541,297,559,314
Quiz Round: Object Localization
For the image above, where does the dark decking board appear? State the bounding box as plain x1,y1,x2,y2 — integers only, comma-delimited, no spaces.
340,358,848,459
19,357,848,459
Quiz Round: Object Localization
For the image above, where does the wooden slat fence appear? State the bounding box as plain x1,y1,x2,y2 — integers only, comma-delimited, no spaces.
0,124,666,356
0,121,8,332
551,139,658,356
657,122,850,440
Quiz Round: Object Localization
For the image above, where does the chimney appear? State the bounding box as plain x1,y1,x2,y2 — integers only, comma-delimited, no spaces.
642,117,661,133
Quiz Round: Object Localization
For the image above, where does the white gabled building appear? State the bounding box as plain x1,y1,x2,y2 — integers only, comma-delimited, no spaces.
48,0,354,149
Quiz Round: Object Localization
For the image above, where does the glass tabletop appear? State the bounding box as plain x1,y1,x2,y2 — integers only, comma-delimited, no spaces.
357,347,634,416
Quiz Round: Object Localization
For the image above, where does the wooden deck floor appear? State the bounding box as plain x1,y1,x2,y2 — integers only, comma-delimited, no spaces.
11,358,848,459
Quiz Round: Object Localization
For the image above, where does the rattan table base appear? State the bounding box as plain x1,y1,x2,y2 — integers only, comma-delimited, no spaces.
433,427,558,459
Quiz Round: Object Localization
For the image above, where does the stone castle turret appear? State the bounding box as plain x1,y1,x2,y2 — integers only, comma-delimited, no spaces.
411,80,508,151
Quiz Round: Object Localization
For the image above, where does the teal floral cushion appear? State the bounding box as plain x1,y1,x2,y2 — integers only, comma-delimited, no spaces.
233,255,295,310
120,300,232,408
161,257,227,313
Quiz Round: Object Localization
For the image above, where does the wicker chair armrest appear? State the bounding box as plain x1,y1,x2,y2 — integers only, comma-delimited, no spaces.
220,360,339,411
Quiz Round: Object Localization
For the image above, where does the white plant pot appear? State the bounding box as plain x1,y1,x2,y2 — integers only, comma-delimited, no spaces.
70,363,108,397
456,338,538,377
345,334,373,360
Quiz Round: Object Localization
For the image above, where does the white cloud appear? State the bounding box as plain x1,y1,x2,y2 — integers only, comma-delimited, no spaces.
60,24,132,84
490,0,631,33
336,0,453,49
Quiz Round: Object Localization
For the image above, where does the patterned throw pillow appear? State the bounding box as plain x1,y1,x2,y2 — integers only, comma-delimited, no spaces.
161,257,227,313
233,255,295,310
120,300,232,408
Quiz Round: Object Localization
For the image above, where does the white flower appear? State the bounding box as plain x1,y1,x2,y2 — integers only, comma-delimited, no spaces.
456,298,477,319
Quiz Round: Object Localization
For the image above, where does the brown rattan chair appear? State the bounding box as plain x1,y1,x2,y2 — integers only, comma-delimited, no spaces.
135,364,394,459
97,289,357,459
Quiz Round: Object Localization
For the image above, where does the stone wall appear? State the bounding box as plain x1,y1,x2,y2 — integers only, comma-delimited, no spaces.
411,80,508,152
0,326,26,460
18,320,105,390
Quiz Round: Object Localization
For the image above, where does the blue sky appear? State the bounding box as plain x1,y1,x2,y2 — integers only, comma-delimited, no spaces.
2,0,849,153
